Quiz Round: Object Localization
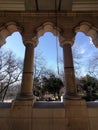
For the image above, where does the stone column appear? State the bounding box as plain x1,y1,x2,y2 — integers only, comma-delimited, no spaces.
19,42,34,99
63,41,79,99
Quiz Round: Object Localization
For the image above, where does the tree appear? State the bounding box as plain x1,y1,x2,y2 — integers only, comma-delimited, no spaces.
33,50,48,97
77,75,98,101
87,52,98,78
33,50,59,97
72,45,85,77
0,49,23,101
42,73,64,99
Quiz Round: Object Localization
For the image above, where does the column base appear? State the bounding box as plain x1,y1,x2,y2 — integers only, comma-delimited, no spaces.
16,93,34,101
64,94,81,100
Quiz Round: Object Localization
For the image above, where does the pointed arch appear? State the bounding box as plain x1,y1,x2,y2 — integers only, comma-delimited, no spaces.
0,21,23,47
74,21,98,47
32,22,63,47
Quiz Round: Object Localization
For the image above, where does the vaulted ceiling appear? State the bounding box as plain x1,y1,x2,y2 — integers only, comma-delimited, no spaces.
0,0,98,11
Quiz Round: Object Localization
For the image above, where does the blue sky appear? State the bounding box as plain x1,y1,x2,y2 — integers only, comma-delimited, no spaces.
35,32,63,69
72,32,98,76
1,32,63,73
1,31,98,76
73,32,98,61
73,32,97,56
1,32,25,59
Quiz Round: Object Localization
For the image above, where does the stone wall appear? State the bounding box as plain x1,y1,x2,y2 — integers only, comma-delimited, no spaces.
0,100,98,130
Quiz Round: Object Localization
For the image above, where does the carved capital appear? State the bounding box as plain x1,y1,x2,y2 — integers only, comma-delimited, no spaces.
59,35,74,47
23,38,38,47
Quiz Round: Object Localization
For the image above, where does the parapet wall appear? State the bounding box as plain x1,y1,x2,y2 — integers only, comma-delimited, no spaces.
0,100,98,130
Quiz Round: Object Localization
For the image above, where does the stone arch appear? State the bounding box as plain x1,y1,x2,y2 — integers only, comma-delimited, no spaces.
0,21,23,47
32,21,64,47
74,21,98,47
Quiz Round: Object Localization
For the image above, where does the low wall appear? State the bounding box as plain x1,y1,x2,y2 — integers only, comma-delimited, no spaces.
0,100,98,130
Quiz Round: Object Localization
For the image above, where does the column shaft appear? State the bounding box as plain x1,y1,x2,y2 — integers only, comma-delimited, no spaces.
20,43,34,99
63,43,77,98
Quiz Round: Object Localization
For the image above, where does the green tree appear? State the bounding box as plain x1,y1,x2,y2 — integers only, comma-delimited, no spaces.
42,73,64,98
33,77,41,97
33,50,61,98
33,50,49,97
77,75,98,101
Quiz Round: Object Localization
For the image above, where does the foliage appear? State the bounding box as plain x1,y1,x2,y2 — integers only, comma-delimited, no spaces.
33,50,63,98
33,77,41,97
42,73,64,97
33,50,54,97
33,72,64,101
77,75,98,101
